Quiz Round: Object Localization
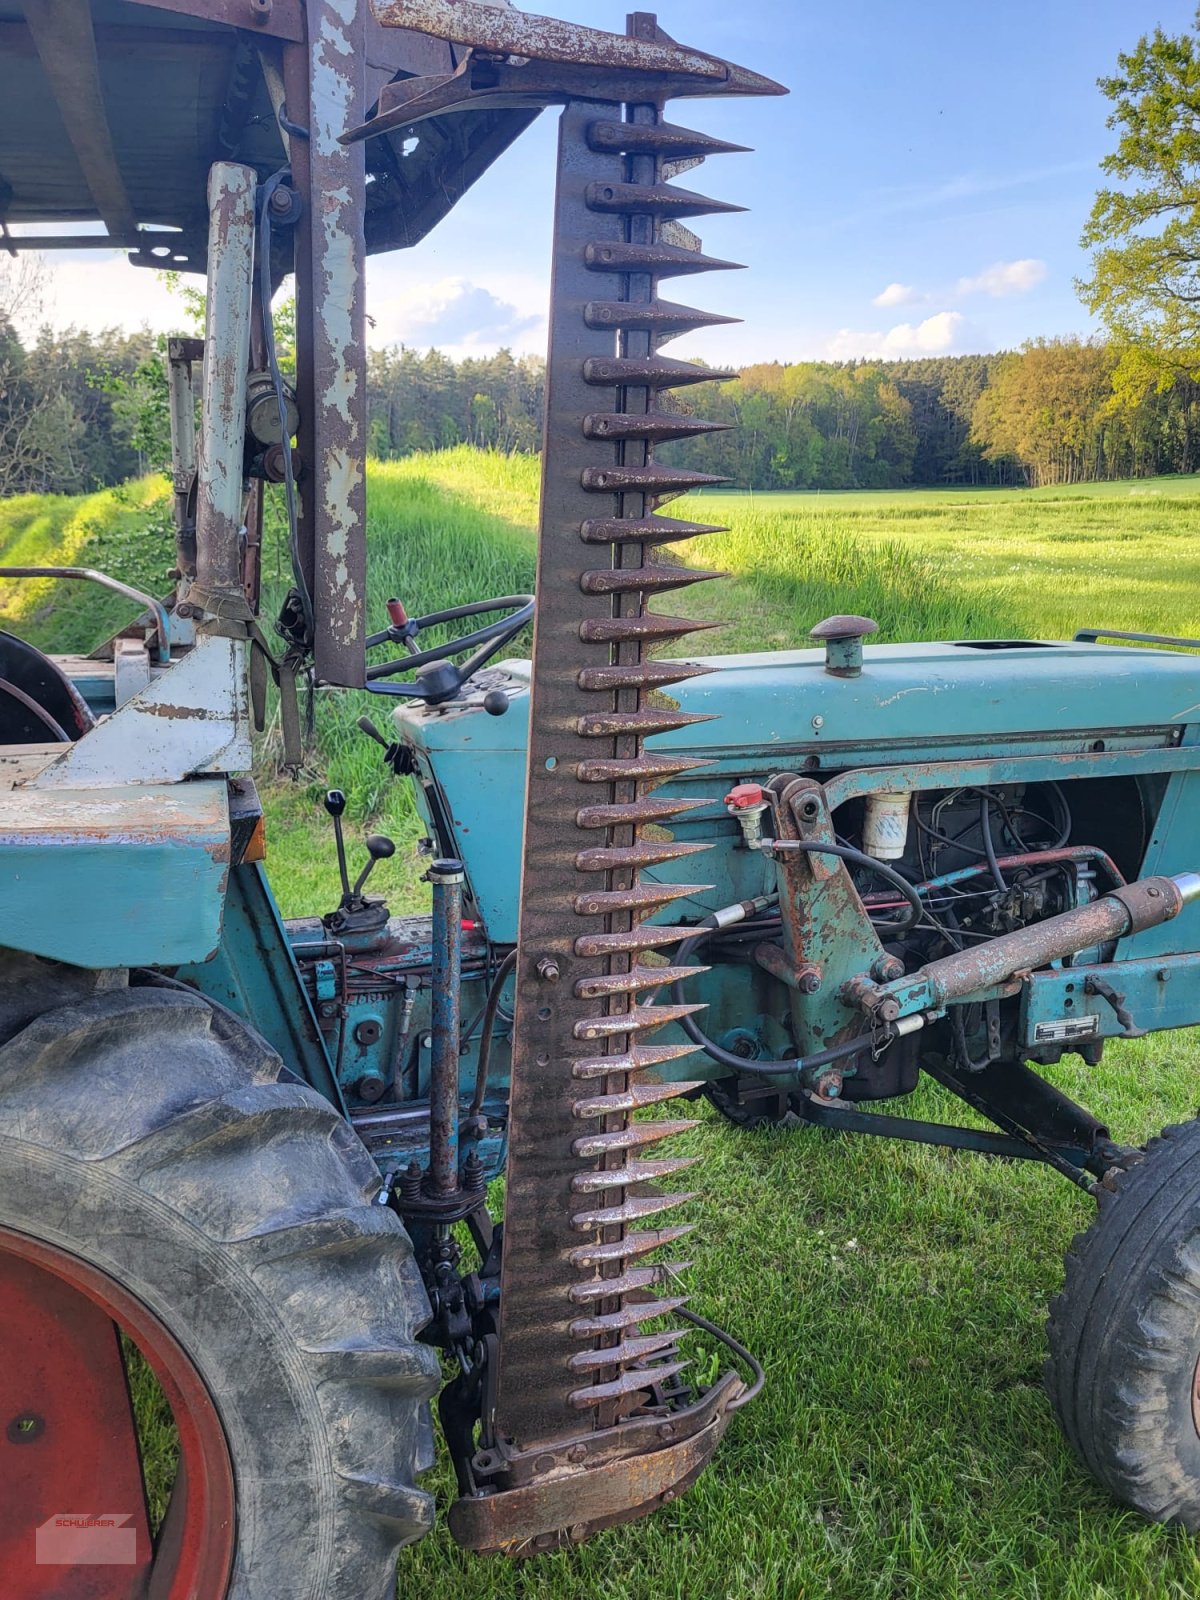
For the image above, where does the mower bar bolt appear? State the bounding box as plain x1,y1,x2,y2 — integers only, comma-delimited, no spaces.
537,957,561,982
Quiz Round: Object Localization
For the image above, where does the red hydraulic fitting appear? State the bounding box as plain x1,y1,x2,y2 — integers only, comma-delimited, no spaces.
386,596,409,627
724,782,765,812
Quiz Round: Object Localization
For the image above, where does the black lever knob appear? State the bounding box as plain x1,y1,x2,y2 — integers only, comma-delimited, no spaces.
353,833,397,896
324,789,347,817
356,717,387,747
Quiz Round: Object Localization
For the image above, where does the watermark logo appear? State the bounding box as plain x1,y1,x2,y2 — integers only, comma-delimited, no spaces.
36,1513,138,1566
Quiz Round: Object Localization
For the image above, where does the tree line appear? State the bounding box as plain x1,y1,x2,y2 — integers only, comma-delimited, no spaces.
9,312,1200,498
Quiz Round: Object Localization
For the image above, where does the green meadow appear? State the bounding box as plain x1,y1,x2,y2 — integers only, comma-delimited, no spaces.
5,452,1200,1596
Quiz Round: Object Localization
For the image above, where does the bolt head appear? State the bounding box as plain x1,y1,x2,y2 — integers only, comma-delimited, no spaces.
811,715,824,730
568,1444,587,1463
536,957,561,982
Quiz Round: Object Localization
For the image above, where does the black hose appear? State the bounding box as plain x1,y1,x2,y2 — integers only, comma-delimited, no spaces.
978,794,1009,894
676,1305,766,1411
669,935,873,1077
469,948,517,1116
768,838,923,934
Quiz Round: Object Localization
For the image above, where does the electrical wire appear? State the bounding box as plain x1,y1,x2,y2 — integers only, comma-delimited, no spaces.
978,793,1009,893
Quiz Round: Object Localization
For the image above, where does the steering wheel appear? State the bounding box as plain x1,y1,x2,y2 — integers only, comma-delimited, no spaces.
363,594,534,704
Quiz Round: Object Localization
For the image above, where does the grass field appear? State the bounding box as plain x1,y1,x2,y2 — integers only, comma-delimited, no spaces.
6,455,1200,1596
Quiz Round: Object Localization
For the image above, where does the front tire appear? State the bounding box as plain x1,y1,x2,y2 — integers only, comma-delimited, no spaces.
0,982,439,1598
1046,1120,1200,1527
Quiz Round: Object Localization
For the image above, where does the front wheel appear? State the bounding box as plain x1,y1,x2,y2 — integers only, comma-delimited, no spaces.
1046,1120,1200,1527
0,982,439,1598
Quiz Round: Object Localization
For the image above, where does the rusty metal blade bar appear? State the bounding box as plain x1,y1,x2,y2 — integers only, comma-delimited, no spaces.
584,298,741,336
568,1361,690,1408
572,1004,706,1042
569,1297,690,1335
569,1227,694,1269
571,1157,699,1192
583,239,744,277
579,515,728,544
580,463,730,494
585,180,747,218
574,964,706,999
583,411,733,443
574,754,711,783
572,1119,700,1159
587,119,752,158
579,612,721,644
575,796,711,828
573,1082,704,1118
574,839,711,872
577,660,710,692
583,354,735,388
573,925,703,958
571,1193,696,1232
568,1329,688,1369
568,1262,693,1302
572,1040,701,1077
574,881,706,917
575,708,716,738
580,563,724,594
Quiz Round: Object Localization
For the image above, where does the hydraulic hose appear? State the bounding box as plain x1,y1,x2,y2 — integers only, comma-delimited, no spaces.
765,838,923,933
669,932,873,1077
469,948,517,1116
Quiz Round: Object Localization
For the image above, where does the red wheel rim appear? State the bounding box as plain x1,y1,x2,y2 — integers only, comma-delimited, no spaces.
0,1225,237,1600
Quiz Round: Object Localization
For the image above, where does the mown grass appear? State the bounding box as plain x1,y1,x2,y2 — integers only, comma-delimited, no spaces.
8,454,1200,1597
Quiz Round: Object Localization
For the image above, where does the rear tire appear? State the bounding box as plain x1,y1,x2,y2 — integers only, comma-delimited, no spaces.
1046,1120,1200,1527
0,981,439,1598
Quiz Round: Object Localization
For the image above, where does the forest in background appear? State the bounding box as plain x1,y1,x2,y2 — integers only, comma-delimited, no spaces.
7,316,1200,498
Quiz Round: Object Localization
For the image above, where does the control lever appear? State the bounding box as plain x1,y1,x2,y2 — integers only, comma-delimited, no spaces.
357,715,414,776
353,834,396,897
323,789,352,902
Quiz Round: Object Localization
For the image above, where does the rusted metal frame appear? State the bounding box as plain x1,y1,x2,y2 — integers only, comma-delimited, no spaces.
123,0,305,44
192,162,257,615
449,1374,739,1554
370,0,733,78
821,744,1199,813
167,337,203,581
493,95,633,1453
282,0,368,685
21,0,139,240
768,775,887,1056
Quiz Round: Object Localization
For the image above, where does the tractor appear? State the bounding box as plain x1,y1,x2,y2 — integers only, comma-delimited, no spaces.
3,1,1200,1594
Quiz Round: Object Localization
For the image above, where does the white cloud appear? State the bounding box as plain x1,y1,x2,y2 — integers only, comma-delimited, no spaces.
956,258,1047,298
369,275,543,358
825,310,966,361
872,282,919,308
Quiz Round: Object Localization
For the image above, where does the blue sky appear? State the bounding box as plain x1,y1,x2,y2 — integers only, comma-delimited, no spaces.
23,0,1199,365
